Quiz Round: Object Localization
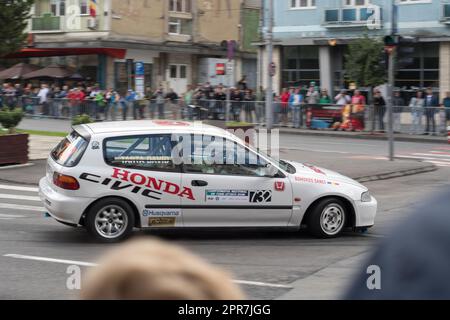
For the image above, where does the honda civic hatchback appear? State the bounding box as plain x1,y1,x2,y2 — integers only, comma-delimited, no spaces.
39,120,377,242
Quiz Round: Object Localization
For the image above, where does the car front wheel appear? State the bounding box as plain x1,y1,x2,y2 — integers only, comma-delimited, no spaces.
85,198,135,243
307,198,347,238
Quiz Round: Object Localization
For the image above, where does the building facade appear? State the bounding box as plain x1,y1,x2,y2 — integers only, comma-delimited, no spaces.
16,0,260,94
260,0,450,99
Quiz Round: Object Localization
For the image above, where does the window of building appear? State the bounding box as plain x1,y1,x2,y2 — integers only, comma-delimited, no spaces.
290,0,316,9
282,46,320,88
343,0,369,6
50,0,66,16
80,0,88,15
394,43,439,89
168,18,192,35
115,62,153,95
398,0,432,4
169,0,192,13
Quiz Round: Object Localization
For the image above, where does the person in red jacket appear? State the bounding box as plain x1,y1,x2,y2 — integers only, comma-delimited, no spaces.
280,88,291,126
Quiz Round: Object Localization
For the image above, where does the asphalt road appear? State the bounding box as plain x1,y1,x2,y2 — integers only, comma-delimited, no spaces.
0,135,449,300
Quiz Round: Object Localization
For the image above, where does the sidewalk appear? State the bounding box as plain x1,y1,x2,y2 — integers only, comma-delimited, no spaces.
18,118,448,144
278,127,447,144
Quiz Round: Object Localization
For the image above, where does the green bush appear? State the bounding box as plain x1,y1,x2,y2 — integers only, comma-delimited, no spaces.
0,107,24,134
72,114,93,126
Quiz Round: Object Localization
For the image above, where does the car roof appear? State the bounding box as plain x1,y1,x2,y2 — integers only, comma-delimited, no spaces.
80,120,234,138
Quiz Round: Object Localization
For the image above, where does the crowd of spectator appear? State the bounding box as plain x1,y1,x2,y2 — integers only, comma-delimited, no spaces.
1,79,449,135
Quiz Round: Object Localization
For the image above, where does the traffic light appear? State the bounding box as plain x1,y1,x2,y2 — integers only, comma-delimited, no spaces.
384,35,398,46
396,36,417,70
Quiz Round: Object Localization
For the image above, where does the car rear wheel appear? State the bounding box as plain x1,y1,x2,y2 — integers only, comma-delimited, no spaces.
85,198,135,243
307,198,347,238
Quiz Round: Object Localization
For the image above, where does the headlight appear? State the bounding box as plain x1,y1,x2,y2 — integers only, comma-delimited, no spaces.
361,191,372,202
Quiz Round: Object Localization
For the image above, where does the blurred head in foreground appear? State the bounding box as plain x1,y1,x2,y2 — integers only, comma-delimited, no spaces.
345,189,450,299
80,238,245,300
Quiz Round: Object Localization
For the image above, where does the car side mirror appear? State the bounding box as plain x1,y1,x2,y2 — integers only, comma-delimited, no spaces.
264,163,281,178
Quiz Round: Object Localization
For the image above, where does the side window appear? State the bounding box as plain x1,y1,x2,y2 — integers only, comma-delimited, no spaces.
104,134,178,172
183,135,269,177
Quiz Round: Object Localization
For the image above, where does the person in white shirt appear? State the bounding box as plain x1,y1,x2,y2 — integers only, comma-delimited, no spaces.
37,84,49,115
335,89,351,106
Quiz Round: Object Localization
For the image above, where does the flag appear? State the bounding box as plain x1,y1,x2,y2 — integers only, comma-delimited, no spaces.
89,0,97,18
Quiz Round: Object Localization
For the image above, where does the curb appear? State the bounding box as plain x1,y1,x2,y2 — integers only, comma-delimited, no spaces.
278,129,447,144
354,163,438,183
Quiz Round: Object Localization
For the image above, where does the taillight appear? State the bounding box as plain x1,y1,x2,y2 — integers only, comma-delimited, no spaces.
53,172,80,190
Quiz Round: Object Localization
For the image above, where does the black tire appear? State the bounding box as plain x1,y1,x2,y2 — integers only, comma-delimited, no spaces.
85,198,135,243
307,198,347,239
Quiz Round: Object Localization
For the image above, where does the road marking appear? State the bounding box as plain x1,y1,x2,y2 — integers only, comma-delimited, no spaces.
0,214,26,219
0,184,39,193
0,203,45,212
423,161,450,167
3,254,98,267
396,155,450,162
412,153,450,159
0,193,41,202
3,254,293,289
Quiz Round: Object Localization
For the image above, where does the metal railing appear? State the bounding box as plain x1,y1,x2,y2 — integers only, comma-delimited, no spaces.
1,95,449,136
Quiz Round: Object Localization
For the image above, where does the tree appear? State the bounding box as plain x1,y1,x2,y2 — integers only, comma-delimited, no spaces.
344,35,386,89
0,0,34,58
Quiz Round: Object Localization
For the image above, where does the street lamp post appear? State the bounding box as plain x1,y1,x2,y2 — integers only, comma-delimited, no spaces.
387,0,398,162
265,0,274,130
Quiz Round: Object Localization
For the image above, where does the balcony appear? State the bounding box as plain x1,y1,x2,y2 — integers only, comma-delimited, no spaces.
323,6,382,28
441,4,450,24
31,13,61,32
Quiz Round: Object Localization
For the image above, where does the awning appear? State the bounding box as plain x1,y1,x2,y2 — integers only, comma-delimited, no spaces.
5,48,127,59
22,64,74,79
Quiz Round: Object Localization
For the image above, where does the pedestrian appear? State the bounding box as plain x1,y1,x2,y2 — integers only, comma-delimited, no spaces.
319,89,332,104
165,88,179,120
144,87,154,119
37,84,49,116
442,91,450,127
243,89,255,123
392,90,405,133
424,87,439,135
213,86,227,120
255,86,265,124
289,88,304,129
153,88,166,119
237,75,248,91
335,89,351,106
306,82,319,105
94,90,106,120
230,88,243,122
372,90,386,131
409,90,424,135
280,88,291,126
183,85,194,120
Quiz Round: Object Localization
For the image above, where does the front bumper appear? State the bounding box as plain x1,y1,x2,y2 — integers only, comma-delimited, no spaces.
354,196,378,227
39,177,92,226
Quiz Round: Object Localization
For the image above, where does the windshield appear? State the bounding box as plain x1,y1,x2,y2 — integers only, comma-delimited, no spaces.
51,131,89,167
243,141,297,175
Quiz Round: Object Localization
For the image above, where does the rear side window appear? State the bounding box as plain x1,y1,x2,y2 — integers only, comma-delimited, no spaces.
104,134,178,172
51,131,89,167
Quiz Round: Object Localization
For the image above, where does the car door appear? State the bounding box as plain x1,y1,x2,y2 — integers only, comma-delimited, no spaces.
99,133,183,228
181,135,293,227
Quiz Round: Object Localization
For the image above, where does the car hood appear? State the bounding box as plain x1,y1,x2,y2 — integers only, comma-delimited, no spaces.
284,160,367,190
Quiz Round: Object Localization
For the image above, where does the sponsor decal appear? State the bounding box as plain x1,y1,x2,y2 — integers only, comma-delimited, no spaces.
79,168,196,201
304,164,326,175
153,120,190,127
148,217,176,227
205,190,273,203
91,141,100,150
296,176,340,186
142,208,181,217
249,190,272,203
274,181,285,192
206,190,249,202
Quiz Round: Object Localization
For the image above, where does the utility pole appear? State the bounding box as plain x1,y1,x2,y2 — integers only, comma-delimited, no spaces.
265,0,274,130
387,0,398,161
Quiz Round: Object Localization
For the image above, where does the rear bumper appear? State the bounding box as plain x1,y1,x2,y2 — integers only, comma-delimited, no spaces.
354,196,378,227
39,177,92,226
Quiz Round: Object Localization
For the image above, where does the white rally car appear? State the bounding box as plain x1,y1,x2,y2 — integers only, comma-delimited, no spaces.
39,120,377,242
